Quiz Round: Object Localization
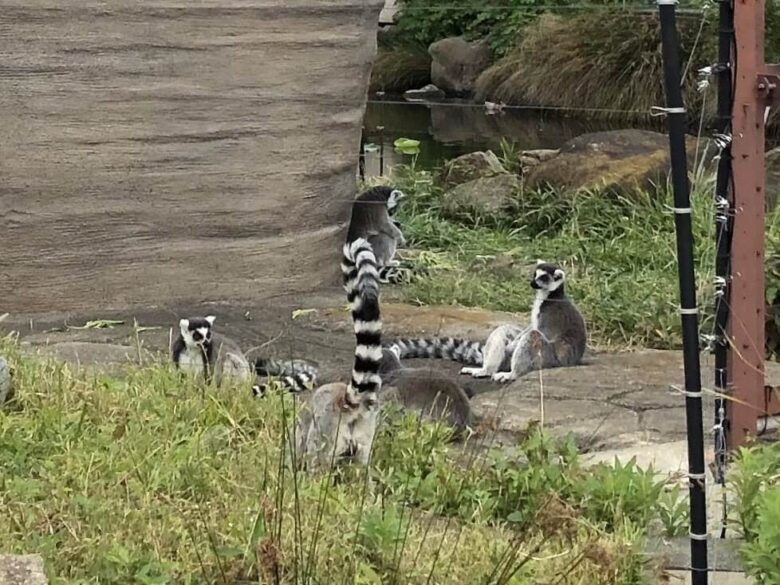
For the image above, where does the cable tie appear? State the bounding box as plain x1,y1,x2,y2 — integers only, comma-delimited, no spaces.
651,106,686,116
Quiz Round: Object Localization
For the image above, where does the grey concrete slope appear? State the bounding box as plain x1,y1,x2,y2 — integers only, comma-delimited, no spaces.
0,0,383,315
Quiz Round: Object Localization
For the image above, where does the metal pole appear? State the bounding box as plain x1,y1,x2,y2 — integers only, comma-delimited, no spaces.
378,125,385,176
728,0,767,449
358,126,366,180
657,1,708,583
712,0,734,490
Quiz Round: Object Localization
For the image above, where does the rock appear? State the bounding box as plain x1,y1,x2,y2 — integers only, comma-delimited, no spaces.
767,146,780,211
0,555,48,585
0,357,13,405
429,37,492,95
435,150,508,189
521,149,559,163
441,174,519,218
524,129,713,195
403,84,445,101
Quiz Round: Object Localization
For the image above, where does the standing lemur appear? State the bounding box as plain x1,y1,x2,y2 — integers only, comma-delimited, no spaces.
171,316,318,393
346,186,407,283
386,261,587,383
294,238,383,470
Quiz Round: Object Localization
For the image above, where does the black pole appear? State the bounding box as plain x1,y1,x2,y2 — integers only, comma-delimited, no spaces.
378,125,385,177
713,0,734,496
359,126,366,180
657,1,709,584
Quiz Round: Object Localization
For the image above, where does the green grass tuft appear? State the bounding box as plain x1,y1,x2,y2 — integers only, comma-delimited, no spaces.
0,340,685,584
384,162,724,349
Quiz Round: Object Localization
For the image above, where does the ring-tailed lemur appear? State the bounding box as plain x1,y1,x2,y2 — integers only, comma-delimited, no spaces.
252,357,319,397
172,316,254,387
378,348,477,438
347,186,407,284
462,261,586,382
294,238,383,471
386,261,587,383
172,317,318,395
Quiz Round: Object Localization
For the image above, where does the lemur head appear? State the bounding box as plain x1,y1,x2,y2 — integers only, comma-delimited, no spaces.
387,188,405,213
179,315,216,348
361,186,405,213
531,260,566,294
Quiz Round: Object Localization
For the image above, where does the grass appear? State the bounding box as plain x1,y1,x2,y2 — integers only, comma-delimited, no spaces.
370,44,432,94
376,159,723,350
474,12,715,122
0,338,687,584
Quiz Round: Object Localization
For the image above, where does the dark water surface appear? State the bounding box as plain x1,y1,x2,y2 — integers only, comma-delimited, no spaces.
361,96,662,174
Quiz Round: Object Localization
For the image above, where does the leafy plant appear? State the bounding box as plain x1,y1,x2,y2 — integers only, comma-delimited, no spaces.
741,487,780,585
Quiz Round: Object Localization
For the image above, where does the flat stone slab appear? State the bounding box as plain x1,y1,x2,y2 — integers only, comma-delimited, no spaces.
0,555,47,585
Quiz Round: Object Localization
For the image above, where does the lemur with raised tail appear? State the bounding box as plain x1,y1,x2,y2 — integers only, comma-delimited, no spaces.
386,261,587,383
294,238,383,471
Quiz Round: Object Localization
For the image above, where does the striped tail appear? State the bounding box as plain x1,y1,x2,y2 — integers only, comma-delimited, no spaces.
385,337,484,366
254,357,319,380
341,238,382,399
252,370,318,398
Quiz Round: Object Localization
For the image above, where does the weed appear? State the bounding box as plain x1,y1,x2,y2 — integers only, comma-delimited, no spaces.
386,162,723,349
0,340,686,584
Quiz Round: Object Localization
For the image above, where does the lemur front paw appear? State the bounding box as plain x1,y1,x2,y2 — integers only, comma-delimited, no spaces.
492,372,515,383
461,367,489,378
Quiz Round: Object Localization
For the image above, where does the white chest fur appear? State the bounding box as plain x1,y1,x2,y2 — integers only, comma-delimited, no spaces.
530,291,547,330
178,347,206,375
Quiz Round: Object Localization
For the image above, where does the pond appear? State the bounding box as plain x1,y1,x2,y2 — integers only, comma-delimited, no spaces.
360,96,664,176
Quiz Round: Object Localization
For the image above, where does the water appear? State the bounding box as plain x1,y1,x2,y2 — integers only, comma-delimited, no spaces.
361,96,661,175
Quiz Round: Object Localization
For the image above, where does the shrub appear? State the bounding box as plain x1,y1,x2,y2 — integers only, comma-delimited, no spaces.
730,441,780,583
475,11,716,120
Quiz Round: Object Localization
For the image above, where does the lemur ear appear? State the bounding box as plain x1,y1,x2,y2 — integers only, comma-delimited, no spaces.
179,319,189,333
536,259,545,266
205,315,216,325
553,268,565,279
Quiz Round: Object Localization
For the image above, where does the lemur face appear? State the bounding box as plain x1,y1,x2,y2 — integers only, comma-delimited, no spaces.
179,315,216,348
387,188,405,213
531,261,565,292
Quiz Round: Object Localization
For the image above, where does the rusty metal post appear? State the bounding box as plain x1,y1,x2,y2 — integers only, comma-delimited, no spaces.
727,0,770,449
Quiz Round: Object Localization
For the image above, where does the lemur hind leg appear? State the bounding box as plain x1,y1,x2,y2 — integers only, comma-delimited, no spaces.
461,325,522,378
492,329,559,383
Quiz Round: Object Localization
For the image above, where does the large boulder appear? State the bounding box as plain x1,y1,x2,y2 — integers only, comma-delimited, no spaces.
435,150,508,190
767,146,780,212
429,37,493,96
524,129,714,195
441,173,519,218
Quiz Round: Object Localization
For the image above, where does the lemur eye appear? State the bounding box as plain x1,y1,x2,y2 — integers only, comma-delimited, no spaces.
192,332,202,341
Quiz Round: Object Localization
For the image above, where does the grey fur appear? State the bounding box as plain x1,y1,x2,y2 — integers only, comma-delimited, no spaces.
461,261,587,382
0,356,15,405
172,316,253,387
378,348,477,438
293,382,379,472
346,186,407,282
